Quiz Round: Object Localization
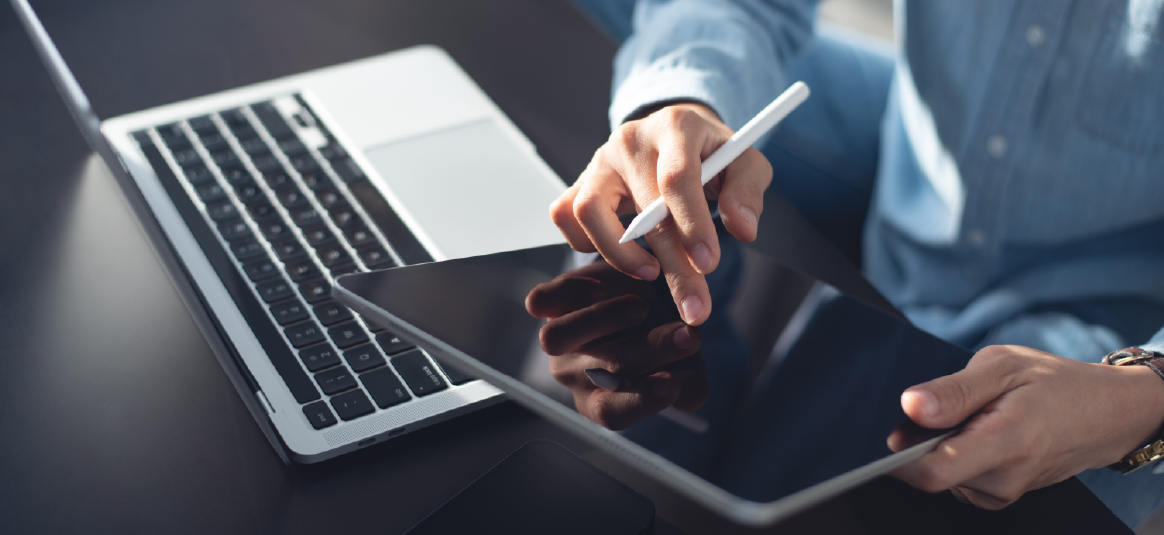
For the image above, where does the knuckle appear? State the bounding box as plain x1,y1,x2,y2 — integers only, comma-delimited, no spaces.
608,125,637,151
572,192,604,224
589,398,624,430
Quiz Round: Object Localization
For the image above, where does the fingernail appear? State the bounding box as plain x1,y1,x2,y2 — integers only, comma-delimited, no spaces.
738,206,758,233
902,389,938,418
672,326,693,351
691,243,714,273
653,379,677,400
585,369,623,391
632,265,658,281
680,296,704,324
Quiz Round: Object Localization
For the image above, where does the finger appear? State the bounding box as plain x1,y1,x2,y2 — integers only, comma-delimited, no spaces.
901,348,1017,429
716,147,772,243
651,115,722,274
573,161,661,281
890,409,1016,495
539,295,648,355
664,352,710,412
525,276,607,318
549,181,595,253
645,218,712,325
580,321,702,377
576,372,682,430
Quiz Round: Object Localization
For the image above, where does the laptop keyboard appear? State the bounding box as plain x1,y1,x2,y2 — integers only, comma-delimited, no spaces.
131,95,475,431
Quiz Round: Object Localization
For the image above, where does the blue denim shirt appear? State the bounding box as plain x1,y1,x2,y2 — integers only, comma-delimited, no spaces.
609,0,1164,357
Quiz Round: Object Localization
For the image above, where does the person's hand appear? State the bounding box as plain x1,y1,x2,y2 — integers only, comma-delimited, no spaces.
889,345,1164,509
549,103,773,326
525,260,708,430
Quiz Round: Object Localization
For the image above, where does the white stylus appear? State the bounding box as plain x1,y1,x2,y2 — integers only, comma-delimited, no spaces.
618,81,811,244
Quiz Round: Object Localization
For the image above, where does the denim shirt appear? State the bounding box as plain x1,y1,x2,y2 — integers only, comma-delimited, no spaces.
609,0,1164,356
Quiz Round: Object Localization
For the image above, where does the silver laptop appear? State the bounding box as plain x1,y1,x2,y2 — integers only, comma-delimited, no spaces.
12,0,567,462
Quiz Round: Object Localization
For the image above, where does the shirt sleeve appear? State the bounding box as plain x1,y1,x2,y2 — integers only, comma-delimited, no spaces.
1140,326,1164,353
609,0,820,133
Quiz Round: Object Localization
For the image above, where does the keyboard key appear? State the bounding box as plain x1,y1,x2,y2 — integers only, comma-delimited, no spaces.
277,188,310,209
264,171,295,191
344,225,377,247
239,137,269,156
330,389,374,421
157,123,190,148
172,148,202,167
276,137,307,156
220,108,249,126
188,115,216,134
285,259,321,282
290,155,320,173
247,201,279,222
329,321,369,349
361,367,411,409
364,319,386,333
271,238,307,261
298,278,331,304
285,320,325,348
315,366,358,395
184,165,215,185
230,239,266,261
435,359,475,385
221,166,254,186
261,220,292,240
358,246,396,268
376,331,415,355
252,101,294,138
199,132,229,152
344,343,385,373
330,207,359,228
206,201,239,221
313,300,352,326
318,143,347,161
301,225,334,246
217,219,251,241
391,349,447,396
301,172,332,191
331,263,359,277
299,343,341,372
332,158,365,183
315,246,349,267
244,259,279,281
270,298,310,325
196,183,227,203
291,207,322,228
257,278,295,303
211,150,241,168
252,154,283,173
235,183,264,203
315,189,345,210
302,401,337,430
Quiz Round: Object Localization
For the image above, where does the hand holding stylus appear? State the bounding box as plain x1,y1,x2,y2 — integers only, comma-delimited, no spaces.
549,83,809,326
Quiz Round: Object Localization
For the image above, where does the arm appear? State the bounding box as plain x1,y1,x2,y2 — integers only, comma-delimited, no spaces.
550,0,817,326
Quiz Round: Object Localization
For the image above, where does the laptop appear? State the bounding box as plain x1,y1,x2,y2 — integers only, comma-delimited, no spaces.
12,0,567,462
332,243,972,526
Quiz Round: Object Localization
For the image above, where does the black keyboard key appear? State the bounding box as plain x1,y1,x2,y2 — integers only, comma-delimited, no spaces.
299,343,341,372
376,331,415,355
315,189,345,210
217,219,251,241
301,225,334,246
289,155,320,173
315,366,358,395
264,171,295,191
330,207,359,228
252,153,283,173
244,259,279,281
221,166,254,186
230,239,266,261
358,246,396,268
199,132,229,152
330,389,374,421
315,246,349,267
271,238,307,261
270,298,310,325
361,367,411,409
329,321,369,349
172,148,202,167
239,137,269,156
391,349,447,396
188,115,216,134
364,319,386,333
302,401,337,430
313,300,352,326
252,101,294,138
331,263,359,277
257,278,295,303
277,137,307,156
344,343,385,373
299,278,331,304
285,320,326,348
184,165,215,185
285,259,321,282
319,143,347,161
157,123,190,148
206,201,239,221
332,158,365,183
211,150,241,168
220,108,249,126
277,188,310,209
292,207,322,228
344,225,377,247
435,359,475,385
261,220,292,240
234,183,264,203
247,201,279,222
301,172,332,191
195,183,227,203
347,180,433,266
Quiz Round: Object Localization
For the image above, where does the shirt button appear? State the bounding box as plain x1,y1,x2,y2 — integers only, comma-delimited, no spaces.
1026,24,1046,47
987,135,1008,158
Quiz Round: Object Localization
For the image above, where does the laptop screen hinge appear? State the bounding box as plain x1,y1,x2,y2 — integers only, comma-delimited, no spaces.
256,390,276,416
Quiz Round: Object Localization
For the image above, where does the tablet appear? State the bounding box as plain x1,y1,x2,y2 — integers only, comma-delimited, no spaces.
333,242,970,526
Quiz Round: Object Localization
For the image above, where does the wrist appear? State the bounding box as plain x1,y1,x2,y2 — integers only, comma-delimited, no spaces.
1104,364,1164,464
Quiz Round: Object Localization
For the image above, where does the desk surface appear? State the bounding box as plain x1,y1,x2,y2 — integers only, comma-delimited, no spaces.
0,1,1128,533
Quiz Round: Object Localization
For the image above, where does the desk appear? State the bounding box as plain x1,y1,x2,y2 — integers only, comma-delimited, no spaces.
0,1,1129,533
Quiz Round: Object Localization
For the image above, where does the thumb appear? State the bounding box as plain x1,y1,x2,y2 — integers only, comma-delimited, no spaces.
901,363,1011,429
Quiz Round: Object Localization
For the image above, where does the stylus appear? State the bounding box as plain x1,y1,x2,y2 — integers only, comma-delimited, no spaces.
585,369,709,433
618,81,811,244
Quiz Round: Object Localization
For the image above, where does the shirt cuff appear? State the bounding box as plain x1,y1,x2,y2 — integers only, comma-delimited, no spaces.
1141,326,1164,353
609,68,741,130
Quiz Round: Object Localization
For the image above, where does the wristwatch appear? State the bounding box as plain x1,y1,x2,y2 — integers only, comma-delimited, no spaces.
1102,347,1164,474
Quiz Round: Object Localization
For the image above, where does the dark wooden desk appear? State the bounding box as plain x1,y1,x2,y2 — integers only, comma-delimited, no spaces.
0,0,1128,533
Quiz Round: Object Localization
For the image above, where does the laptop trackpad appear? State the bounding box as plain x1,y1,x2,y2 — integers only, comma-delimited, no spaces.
363,119,566,260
